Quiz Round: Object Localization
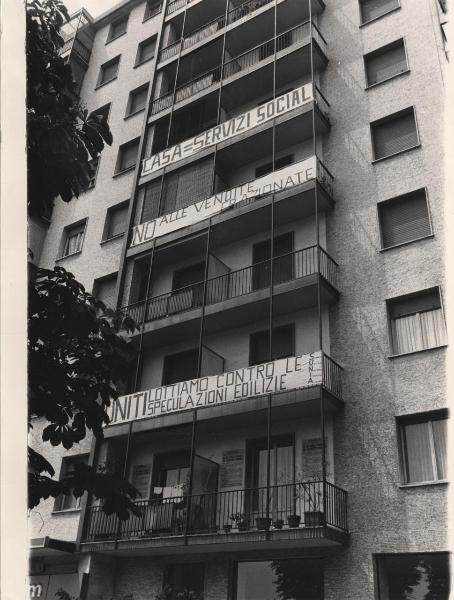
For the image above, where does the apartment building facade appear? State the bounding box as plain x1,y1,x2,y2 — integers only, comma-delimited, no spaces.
29,0,450,598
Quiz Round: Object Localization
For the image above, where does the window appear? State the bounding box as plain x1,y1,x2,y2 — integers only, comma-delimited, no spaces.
93,273,118,309
165,563,205,600
235,559,323,600
249,324,295,366
388,288,447,355
144,0,162,20
54,455,89,511
376,553,450,599
103,201,129,241
115,138,140,174
92,103,111,124
97,56,120,87
359,0,400,25
60,220,87,258
255,154,294,178
364,39,408,87
136,35,157,66
126,84,149,117
378,188,432,249
106,15,128,43
252,232,294,289
371,107,419,161
162,349,198,385
398,411,447,484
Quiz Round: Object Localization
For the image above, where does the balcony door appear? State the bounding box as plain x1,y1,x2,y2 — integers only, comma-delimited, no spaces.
252,232,294,290
246,435,295,522
162,349,198,385
168,261,205,314
152,451,191,532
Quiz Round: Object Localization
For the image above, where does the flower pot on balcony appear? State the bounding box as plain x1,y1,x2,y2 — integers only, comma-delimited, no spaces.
304,511,324,526
237,521,248,532
287,514,301,528
273,519,284,530
256,517,272,531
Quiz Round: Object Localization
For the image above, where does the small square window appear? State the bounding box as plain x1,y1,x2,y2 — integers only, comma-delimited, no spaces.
107,15,128,43
144,0,162,20
126,84,149,117
376,553,450,599
115,138,140,174
387,288,447,355
359,0,400,25
378,188,432,249
136,35,157,66
97,56,120,87
398,411,448,484
60,220,87,258
54,455,89,511
371,107,419,161
364,39,408,87
103,201,129,241
93,273,118,309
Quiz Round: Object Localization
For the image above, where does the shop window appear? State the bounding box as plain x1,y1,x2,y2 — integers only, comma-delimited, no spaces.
375,553,450,599
387,288,446,355
115,138,140,174
165,563,205,600
54,455,89,511
235,559,323,600
364,39,408,87
92,273,117,309
378,188,432,249
97,55,120,87
103,200,129,241
359,0,400,25
398,410,448,484
106,15,128,43
249,324,295,366
371,107,419,161
136,35,157,66
162,349,198,385
126,83,149,116
60,219,87,258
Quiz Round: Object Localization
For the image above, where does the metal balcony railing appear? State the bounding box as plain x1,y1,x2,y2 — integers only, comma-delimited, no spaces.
59,36,91,66
152,20,325,115
166,0,198,15
83,480,348,542
121,245,338,324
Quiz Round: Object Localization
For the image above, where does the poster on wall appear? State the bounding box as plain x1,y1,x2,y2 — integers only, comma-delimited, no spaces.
131,464,152,499
107,351,322,426
130,155,317,247
142,84,314,175
220,450,244,488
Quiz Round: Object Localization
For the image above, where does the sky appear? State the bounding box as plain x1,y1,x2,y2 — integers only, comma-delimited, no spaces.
65,0,119,18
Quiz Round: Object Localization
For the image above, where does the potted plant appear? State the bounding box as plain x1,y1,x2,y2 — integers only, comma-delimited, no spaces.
255,516,272,530
273,519,284,529
302,476,324,527
230,512,248,532
223,522,232,533
287,514,301,528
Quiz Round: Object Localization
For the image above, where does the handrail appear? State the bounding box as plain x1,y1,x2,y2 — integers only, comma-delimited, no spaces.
83,480,348,541
121,245,338,323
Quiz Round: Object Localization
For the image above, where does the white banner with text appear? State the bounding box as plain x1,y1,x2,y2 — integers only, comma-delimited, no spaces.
108,351,322,426
130,155,317,247
142,84,313,175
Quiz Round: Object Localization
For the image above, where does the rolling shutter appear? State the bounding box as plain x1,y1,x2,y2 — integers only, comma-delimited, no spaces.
389,289,440,319
366,41,407,86
372,109,418,160
141,180,161,223
107,203,128,238
161,158,214,214
380,190,431,248
360,0,399,23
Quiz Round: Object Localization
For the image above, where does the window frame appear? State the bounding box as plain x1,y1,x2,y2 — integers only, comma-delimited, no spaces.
125,83,149,118
359,0,401,27
92,272,118,310
386,286,447,358
96,55,121,89
102,200,130,242
364,38,410,90
106,14,129,44
58,219,88,260
143,0,163,22
53,454,90,513
396,410,448,486
370,106,421,163
114,138,140,175
135,35,157,67
377,187,434,251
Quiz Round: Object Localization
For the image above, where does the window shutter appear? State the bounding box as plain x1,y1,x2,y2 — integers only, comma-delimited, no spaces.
96,276,117,309
130,86,148,114
389,289,441,318
141,180,161,223
108,204,128,238
161,158,214,214
372,110,418,159
360,0,399,23
380,190,431,248
366,42,407,86
101,59,119,84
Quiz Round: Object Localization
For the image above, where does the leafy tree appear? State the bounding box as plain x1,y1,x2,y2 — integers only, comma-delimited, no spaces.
27,0,140,520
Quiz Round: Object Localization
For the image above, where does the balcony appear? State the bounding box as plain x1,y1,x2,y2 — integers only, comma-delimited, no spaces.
151,21,327,117
82,480,348,550
123,246,338,333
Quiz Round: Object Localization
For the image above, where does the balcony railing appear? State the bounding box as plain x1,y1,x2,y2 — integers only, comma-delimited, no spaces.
152,21,325,115
83,480,348,542
122,245,338,325
59,36,91,66
166,0,198,15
